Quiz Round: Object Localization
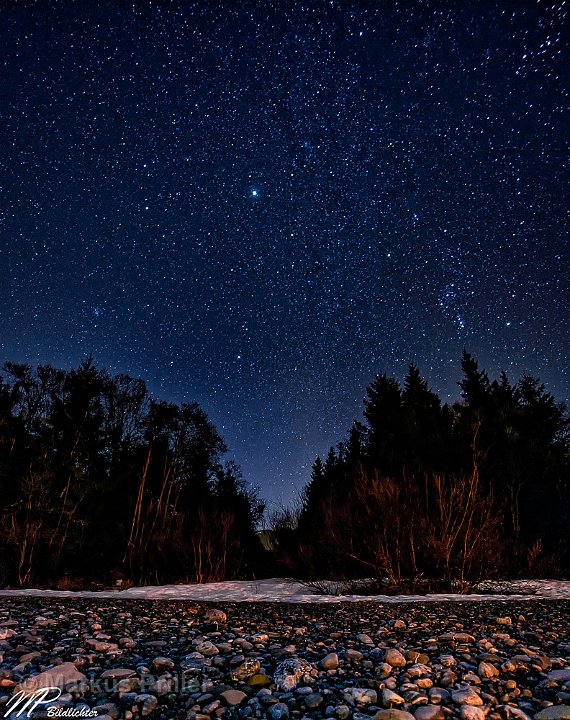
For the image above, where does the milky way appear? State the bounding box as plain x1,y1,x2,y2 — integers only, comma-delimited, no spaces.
1,1,568,504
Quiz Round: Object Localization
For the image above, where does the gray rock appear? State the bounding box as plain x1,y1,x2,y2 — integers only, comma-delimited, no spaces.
547,671,570,684
251,632,269,642
204,608,227,623
273,657,316,691
149,676,171,696
135,693,158,716
180,655,208,672
335,705,351,720
116,677,141,694
203,699,221,713
92,704,119,719
100,667,136,680
534,708,570,720
343,687,378,705
319,652,339,670
305,692,324,708
268,702,290,719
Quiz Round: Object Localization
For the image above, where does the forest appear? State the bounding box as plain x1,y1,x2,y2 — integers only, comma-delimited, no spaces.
0,352,568,589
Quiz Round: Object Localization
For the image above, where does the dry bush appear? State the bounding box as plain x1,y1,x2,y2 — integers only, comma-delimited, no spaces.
423,468,504,584
313,464,505,588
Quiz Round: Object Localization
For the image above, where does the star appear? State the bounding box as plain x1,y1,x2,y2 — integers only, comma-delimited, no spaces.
0,1,566,507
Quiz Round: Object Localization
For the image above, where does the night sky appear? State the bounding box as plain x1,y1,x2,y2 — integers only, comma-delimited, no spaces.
1,1,568,506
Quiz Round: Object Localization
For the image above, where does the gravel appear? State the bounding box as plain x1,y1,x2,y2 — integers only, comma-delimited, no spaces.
0,598,568,720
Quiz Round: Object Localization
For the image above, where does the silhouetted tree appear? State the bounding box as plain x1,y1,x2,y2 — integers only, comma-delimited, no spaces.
295,353,569,583
0,359,262,587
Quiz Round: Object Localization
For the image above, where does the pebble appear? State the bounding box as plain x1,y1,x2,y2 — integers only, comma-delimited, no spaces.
268,701,290,719
343,687,378,705
439,633,476,643
100,668,136,680
452,687,484,706
15,661,86,692
231,658,261,680
383,689,406,706
273,657,316,691
385,648,407,667
304,692,324,708
414,706,445,720
135,693,157,716
478,661,500,678
429,687,450,704
247,672,271,687
374,710,416,720
152,656,174,671
334,705,351,719
461,706,486,720
548,670,570,684
534,707,570,720
0,597,566,720
320,652,339,669
204,609,226,623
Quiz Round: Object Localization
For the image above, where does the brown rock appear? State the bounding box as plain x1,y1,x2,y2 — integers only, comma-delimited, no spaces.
15,662,86,693
221,689,247,706
374,711,416,720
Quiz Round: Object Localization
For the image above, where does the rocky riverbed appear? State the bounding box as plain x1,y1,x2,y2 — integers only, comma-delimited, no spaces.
0,598,568,720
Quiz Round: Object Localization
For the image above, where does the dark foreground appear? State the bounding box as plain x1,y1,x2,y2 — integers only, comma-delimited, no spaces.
0,598,568,720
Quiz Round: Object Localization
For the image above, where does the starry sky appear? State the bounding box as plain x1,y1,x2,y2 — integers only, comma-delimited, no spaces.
1,1,568,506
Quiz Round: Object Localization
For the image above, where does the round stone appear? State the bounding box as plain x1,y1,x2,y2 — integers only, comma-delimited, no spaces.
385,649,407,667
534,707,570,720
319,652,339,670
452,687,484,706
268,702,290,719
221,689,247,706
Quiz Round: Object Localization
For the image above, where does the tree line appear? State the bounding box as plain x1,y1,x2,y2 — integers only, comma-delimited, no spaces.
0,360,263,587
0,353,568,589
273,352,569,586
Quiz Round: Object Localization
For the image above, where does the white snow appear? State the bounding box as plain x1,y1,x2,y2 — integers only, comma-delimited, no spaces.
0,578,569,603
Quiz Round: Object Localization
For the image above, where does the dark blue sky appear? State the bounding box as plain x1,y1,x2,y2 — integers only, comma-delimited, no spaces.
1,1,568,505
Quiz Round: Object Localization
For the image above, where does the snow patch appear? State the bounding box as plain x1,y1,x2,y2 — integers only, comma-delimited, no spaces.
0,578,569,603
